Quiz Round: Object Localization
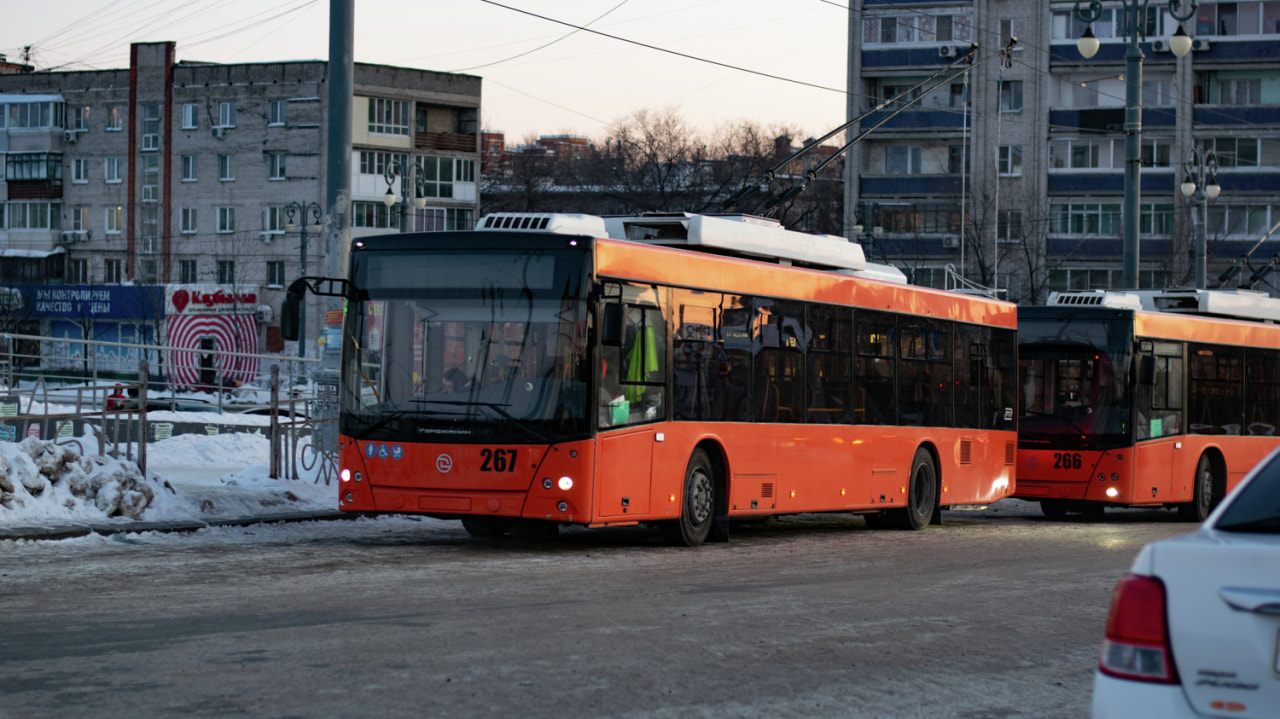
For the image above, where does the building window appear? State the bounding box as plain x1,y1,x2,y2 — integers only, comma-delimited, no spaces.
268,100,286,126
997,210,1023,242
105,206,123,234
419,207,476,232
104,259,122,284
218,101,236,128
998,145,1023,176
884,145,924,175
267,261,286,287
367,97,410,136
1140,203,1175,235
948,145,970,174
182,154,197,181
218,154,234,181
1201,137,1280,168
142,103,160,151
69,259,88,284
1000,19,1026,47
181,207,198,234
1051,203,1122,235
218,260,235,284
1049,139,1120,170
179,260,198,284
105,157,122,183
268,152,286,180
182,103,199,130
72,158,89,183
358,150,407,176
141,155,159,203
71,105,90,132
6,152,63,180
71,206,89,231
863,13,973,45
265,206,287,233
217,207,236,234
999,80,1023,112
350,201,395,229
1217,78,1261,105
106,105,123,131
5,101,63,129
416,156,476,198
5,201,61,230
1141,137,1174,168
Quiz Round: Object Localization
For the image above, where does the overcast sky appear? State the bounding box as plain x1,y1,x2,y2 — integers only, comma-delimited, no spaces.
2,0,852,142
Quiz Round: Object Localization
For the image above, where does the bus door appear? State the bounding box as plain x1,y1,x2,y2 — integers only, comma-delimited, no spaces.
1134,341,1185,501
595,284,667,519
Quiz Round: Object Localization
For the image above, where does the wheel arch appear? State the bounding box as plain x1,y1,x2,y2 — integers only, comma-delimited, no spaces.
694,437,730,520
1200,446,1228,502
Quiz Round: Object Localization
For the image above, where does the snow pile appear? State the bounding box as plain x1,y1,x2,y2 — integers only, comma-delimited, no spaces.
0,437,182,523
0,431,335,529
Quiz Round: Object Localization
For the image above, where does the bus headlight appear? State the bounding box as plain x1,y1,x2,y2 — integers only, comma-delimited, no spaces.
341,469,351,482
557,501,569,512
558,476,574,491
1105,487,1119,498
543,478,553,490
1111,473,1119,482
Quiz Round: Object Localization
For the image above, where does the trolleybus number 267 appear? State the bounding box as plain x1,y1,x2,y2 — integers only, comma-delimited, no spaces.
479,448,519,473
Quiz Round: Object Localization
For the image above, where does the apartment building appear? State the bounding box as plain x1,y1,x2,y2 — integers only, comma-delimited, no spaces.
0,41,480,357
848,0,1280,302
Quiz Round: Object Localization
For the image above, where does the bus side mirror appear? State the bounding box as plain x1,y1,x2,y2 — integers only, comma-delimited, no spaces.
281,298,301,342
601,303,625,347
1139,355,1155,384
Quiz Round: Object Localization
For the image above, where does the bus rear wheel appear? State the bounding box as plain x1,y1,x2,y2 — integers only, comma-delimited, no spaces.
892,448,938,530
1178,455,1219,522
664,449,716,547
462,516,512,539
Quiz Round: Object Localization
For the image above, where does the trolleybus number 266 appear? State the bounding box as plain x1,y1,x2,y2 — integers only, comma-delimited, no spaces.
1054,452,1083,469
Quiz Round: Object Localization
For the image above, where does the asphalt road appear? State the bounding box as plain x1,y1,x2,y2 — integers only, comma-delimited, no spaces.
0,501,1191,718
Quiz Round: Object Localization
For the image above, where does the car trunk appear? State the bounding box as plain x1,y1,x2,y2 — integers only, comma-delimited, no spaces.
1154,535,1280,718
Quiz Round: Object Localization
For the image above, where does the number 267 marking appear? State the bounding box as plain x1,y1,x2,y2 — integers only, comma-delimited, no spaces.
480,448,518,472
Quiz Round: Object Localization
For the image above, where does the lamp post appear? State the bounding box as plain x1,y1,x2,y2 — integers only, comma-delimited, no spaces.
284,201,323,358
1075,0,1197,289
383,159,427,233
1180,146,1221,290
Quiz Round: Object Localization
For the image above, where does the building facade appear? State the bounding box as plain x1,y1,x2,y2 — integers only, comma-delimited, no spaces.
848,0,1280,303
0,41,480,358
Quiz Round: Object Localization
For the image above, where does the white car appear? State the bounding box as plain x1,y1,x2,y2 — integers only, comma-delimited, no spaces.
1092,447,1280,719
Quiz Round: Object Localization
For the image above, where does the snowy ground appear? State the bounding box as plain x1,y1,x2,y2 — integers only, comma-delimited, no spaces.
0,430,334,529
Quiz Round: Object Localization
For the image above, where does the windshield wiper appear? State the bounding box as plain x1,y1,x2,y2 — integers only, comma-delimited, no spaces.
415,399,550,443
349,409,441,438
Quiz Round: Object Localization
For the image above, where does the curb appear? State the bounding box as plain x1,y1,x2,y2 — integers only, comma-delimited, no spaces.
0,510,351,541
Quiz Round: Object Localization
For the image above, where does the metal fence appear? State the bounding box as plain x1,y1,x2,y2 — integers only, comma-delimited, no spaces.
1,333,334,484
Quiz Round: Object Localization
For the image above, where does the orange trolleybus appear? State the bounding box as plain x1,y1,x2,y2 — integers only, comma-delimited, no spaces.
1016,288,1280,521
313,212,1017,545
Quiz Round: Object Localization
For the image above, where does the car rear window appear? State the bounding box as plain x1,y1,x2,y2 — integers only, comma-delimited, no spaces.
1215,455,1280,534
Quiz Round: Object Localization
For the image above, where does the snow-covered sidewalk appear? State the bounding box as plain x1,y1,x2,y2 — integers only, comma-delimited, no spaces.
0,430,337,540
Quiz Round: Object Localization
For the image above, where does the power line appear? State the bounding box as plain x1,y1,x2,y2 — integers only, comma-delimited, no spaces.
480,0,845,95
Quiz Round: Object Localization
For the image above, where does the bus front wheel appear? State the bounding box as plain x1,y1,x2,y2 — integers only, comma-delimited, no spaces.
1178,455,1219,522
892,448,938,530
664,449,716,547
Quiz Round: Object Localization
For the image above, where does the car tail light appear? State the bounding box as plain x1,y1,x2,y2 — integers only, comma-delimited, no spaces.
1098,574,1179,684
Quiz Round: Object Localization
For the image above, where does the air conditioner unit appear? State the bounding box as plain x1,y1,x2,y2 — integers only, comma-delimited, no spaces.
212,126,225,139
63,129,77,143
942,236,961,249
1151,39,1170,52
939,45,959,59
59,230,89,245
1191,37,1211,51
259,231,274,243
256,305,274,323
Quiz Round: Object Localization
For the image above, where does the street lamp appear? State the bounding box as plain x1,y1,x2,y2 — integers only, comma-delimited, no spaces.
284,201,323,358
1180,146,1221,289
383,159,427,233
1074,0,1197,289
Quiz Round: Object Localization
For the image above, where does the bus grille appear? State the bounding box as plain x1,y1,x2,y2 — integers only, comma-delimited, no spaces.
959,440,972,465
1005,441,1016,465
761,483,774,499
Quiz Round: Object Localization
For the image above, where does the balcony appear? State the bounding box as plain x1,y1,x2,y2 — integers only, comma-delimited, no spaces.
5,179,63,199
1047,172,1175,195
1049,107,1176,131
860,175,965,196
860,108,968,131
1193,105,1280,127
415,131,475,152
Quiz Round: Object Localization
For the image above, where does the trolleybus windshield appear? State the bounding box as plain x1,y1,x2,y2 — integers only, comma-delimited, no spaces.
340,249,590,443
1018,316,1133,451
